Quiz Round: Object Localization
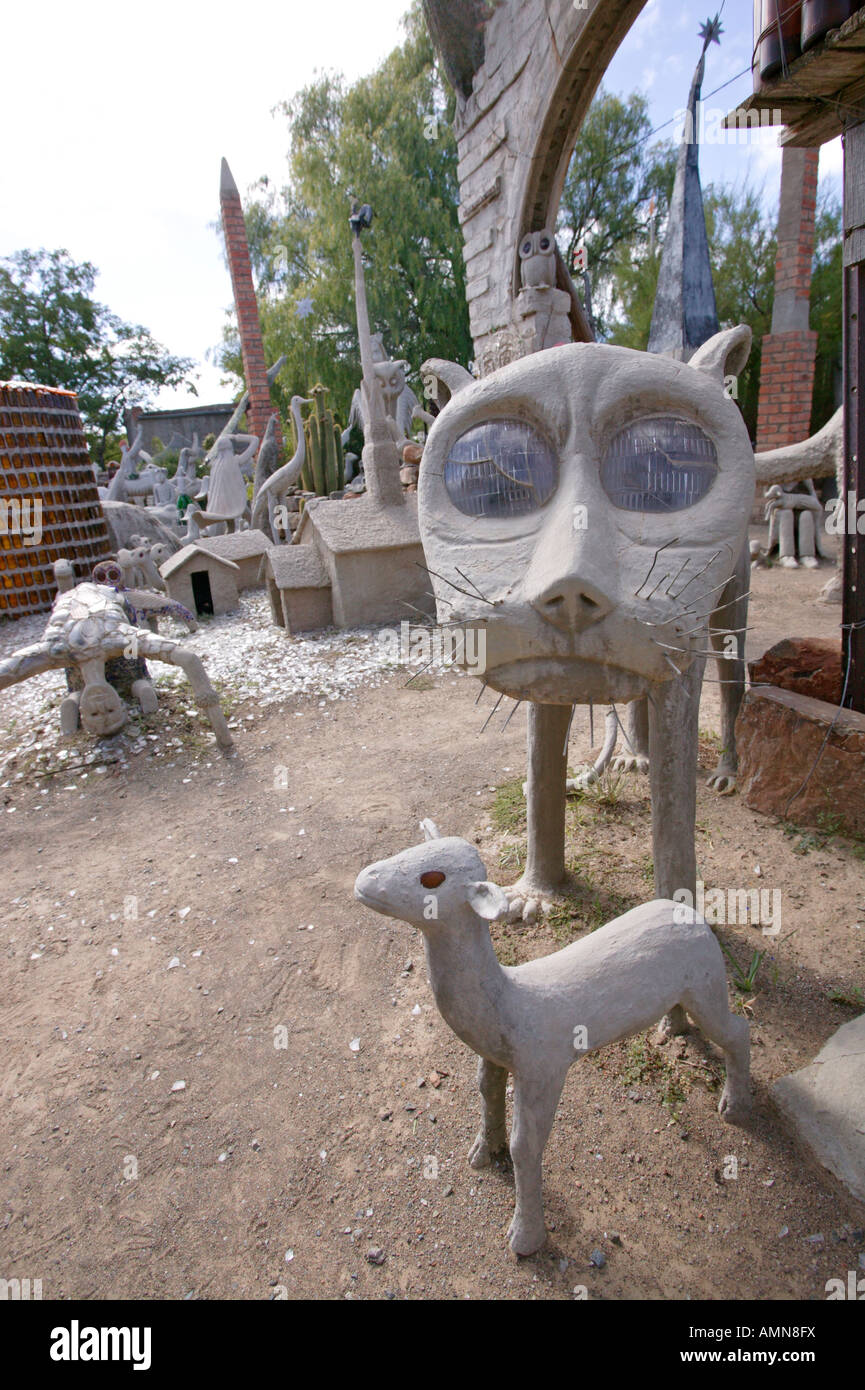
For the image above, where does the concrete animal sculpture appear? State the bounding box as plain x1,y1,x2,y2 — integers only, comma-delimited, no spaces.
519,227,557,289
355,822,751,1256
251,399,311,539
0,580,233,752
418,328,756,973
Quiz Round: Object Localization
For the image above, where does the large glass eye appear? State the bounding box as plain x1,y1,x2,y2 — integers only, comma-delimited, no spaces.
601,417,718,512
444,420,558,518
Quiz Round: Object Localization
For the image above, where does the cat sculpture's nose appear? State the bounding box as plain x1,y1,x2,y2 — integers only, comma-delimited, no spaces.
530,576,614,633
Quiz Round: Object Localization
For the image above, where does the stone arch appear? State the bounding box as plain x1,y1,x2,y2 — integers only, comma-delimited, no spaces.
424,0,649,370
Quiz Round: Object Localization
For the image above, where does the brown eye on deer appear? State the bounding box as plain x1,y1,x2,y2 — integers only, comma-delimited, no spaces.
601,417,718,512
421,871,446,889
444,420,558,518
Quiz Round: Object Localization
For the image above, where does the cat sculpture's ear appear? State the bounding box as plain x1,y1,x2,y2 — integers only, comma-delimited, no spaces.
420,358,475,410
688,324,752,384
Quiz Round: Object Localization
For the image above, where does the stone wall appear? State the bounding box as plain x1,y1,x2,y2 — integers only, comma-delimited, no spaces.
442,0,648,370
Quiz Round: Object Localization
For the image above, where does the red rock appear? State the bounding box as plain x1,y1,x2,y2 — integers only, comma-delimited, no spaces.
402,442,424,466
736,687,865,835
749,637,842,705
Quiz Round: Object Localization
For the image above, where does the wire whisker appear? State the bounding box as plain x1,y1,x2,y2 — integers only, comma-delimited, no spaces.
480,692,505,733
634,538,679,597
502,699,523,732
416,562,498,607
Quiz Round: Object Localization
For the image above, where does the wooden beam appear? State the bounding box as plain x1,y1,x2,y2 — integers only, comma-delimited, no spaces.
842,120,865,713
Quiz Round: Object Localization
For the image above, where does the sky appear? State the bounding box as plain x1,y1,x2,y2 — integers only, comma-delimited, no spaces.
0,0,843,413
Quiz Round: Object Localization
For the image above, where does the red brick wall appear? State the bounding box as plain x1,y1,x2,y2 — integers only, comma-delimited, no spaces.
755,149,820,453
220,174,281,448
756,329,819,449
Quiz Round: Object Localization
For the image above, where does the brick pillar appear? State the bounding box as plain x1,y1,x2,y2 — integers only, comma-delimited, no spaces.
219,158,281,447
756,147,820,452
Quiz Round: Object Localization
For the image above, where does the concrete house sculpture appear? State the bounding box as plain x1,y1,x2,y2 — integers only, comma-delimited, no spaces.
355,823,750,1256
160,545,240,618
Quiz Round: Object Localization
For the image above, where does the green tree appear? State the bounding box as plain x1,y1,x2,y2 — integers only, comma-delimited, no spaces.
809,190,843,434
0,248,195,466
557,89,677,336
218,1,471,424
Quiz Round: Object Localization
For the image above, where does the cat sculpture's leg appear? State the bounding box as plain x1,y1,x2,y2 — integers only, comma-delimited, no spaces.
468,1057,509,1169
505,703,571,921
648,657,705,1040
611,697,649,775
707,550,749,795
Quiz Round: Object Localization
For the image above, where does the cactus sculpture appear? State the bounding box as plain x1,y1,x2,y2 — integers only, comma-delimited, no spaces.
300,385,346,497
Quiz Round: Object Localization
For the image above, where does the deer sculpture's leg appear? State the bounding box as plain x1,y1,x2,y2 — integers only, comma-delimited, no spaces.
611,697,649,775
680,980,751,1125
507,1069,567,1257
109,631,234,754
649,658,705,1040
707,558,749,795
468,1057,508,1169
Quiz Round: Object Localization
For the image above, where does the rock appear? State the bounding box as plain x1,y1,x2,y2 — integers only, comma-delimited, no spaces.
771,1014,865,1206
366,1246,386,1266
589,1249,606,1269
403,443,424,466
749,637,842,705
736,688,865,837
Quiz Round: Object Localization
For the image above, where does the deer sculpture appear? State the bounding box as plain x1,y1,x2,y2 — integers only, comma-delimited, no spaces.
355,821,751,1256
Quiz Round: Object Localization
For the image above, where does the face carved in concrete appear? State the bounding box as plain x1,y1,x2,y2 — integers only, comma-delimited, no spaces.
79,681,127,737
418,331,754,705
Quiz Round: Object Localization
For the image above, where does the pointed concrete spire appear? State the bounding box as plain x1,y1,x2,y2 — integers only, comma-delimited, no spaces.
220,157,239,199
647,18,721,360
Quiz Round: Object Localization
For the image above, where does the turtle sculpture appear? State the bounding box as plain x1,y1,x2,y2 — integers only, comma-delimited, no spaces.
0,574,234,752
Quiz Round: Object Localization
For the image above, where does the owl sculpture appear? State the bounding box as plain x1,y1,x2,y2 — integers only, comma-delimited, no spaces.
519,228,557,289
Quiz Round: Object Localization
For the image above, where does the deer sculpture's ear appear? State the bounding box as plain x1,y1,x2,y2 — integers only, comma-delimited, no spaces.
420,819,442,841
466,881,509,922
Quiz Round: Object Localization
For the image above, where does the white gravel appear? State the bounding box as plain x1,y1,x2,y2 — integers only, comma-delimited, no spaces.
0,591,462,780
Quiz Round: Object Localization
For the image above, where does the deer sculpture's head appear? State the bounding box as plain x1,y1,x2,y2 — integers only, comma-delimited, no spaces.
354,820,508,930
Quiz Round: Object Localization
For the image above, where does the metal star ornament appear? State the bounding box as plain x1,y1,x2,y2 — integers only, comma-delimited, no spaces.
699,14,723,49
296,297,314,321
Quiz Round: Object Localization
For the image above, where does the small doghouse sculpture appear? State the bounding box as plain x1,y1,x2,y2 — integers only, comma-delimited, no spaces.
264,545,332,634
160,544,240,618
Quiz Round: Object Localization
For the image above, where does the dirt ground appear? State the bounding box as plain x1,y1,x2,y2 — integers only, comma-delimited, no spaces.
1,550,863,1302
